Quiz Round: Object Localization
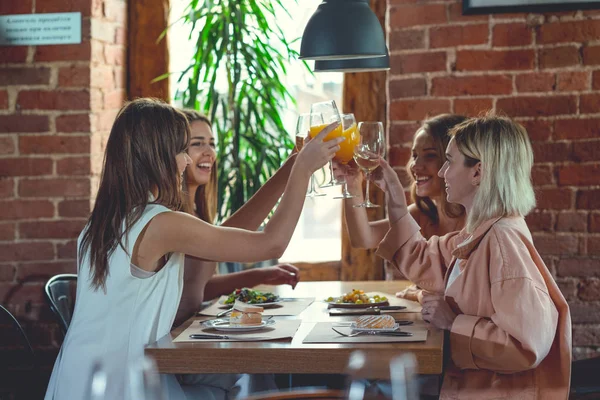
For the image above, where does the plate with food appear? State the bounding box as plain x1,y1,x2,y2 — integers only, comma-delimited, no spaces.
203,301,276,332
220,287,281,307
350,315,400,332
325,289,389,308
202,319,276,332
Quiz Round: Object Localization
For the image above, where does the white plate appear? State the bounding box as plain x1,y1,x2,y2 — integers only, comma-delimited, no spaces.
325,298,389,308
219,299,282,308
202,319,275,332
351,322,400,332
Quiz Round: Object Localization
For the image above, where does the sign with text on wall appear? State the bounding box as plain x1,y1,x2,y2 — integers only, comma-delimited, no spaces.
0,12,81,46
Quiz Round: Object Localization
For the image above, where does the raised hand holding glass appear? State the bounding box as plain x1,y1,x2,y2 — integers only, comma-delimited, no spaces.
309,100,343,188
354,121,385,208
333,113,360,199
296,113,326,197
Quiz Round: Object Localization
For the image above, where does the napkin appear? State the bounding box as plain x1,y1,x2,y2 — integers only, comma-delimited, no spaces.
173,319,301,343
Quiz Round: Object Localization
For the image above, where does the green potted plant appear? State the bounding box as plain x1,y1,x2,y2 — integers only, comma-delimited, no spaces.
174,0,303,222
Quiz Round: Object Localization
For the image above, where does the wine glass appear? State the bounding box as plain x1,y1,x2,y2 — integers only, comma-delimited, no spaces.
296,113,326,198
126,355,166,400
345,350,387,400
390,353,419,400
333,113,359,199
309,100,343,188
353,121,385,208
85,359,108,400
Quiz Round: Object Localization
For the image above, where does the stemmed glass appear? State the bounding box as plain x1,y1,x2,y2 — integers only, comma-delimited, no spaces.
333,113,359,199
309,100,343,188
127,355,166,400
296,113,326,198
353,121,385,208
390,353,419,400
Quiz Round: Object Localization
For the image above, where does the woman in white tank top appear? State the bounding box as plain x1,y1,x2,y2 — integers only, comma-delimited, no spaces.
44,98,344,400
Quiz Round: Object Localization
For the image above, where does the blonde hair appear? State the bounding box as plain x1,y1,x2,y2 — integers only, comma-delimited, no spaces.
450,115,536,233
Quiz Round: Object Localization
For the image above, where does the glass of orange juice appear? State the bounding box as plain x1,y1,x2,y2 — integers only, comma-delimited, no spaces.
295,113,326,197
309,100,343,187
333,113,359,199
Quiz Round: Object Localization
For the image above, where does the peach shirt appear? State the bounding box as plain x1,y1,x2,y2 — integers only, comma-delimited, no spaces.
376,214,572,400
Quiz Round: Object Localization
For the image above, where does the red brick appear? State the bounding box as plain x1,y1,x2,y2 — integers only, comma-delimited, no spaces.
555,118,600,140
583,46,600,65
538,20,600,44
20,220,86,239
0,223,15,241
57,240,78,259
390,99,451,121
493,23,532,47
432,75,512,96
593,71,600,90
493,13,527,20
56,114,91,134
448,2,489,22
453,98,493,117
115,28,126,46
536,188,573,210
36,0,91,16
58,66,90,87
0,263,15,281
533,233,579,255
390,52,447,74
0,136,15,155
556,279,578,301
0,67,51,86
0,283,46,307
0,90,7,109
590,236,600,256
591,212,600,233
19,178,90,198
389,29,426,50
103,0,127,23
103,90,125,109
16,261,77,281
389,4,447,28
0,0,33,14
0,48,28,63
497,96,576,117
531,165,554,186
58,199,90,218
572,324,600,346
538,46,580,69
558,258,600,278
0,179,14,198
19,135,90,154
114,66,125,89
0,242,54,262
91,67,115,89
515,72,555,93
0,115,49,133
94,109,119,132
577,189,600,210
430,24,488,48
57,157,91,175
457,49,535,71
91,40,106,64
580,93,600,114
17,90,90,111
0,158,53,177
0,200,54,220
579,278,600,301
557,71,589,92
104,44,125,66
573,140,600,162
525,211,553,232
556,211,588,232
569,302,600,324
34,42,91,62
532,141,571,163
558,164,600,186
389,146,411,167
389,123,421,146
389,78,427,99
519,119,552,141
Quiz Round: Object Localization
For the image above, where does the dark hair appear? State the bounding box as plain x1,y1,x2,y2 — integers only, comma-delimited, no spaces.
80,98,190,290
180,109,217,224
408,114,467,225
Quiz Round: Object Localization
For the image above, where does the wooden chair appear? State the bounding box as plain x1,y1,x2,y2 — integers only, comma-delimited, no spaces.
241,388,346,400
44,273,77,336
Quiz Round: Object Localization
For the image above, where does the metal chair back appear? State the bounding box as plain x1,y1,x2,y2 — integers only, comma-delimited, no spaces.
44,274,77,336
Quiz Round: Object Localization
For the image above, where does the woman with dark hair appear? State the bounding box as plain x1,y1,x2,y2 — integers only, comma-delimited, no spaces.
44,98,343,400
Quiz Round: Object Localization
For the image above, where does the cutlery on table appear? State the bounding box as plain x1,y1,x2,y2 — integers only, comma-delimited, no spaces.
189,333,272,341
216,307,233,318
331,327,413,338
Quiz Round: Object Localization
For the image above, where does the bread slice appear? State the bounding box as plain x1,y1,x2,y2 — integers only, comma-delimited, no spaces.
233,300,264,313
230,300,264,326
355,314,395,329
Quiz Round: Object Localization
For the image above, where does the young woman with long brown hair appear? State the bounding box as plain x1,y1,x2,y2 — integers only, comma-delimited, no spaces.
44,98,343,400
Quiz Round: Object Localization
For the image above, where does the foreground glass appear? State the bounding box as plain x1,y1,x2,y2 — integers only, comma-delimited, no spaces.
296,113,326,197
353,121,385,208
333,113,359,199
309,100,343,188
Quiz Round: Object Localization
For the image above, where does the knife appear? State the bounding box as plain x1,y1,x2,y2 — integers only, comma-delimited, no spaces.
371,331,413,337
329,306,407,316
189,333,273,341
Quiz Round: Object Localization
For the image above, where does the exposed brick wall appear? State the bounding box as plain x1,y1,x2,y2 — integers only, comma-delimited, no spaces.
0,0,126,377
387,0,600,360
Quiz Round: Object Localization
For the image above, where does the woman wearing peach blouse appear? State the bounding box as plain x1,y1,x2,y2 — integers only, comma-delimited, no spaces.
373,115,571,399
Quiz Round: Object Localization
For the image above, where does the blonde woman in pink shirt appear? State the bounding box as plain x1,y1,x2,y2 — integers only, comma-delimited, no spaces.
373,115,571,399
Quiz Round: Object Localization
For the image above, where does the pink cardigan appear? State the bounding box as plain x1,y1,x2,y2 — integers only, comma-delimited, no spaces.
376,215,571,400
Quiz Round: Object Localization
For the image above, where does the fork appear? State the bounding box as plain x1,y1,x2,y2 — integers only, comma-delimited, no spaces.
331,327,366,337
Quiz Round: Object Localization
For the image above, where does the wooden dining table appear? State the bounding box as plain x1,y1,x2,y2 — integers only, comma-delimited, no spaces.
145,280,444,379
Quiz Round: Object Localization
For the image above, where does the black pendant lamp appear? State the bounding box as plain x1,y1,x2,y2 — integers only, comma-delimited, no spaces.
300,0,387,61
314,50,390,73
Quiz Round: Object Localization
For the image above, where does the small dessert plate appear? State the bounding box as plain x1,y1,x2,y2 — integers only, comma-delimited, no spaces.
350,322,400,333
202,319,275,332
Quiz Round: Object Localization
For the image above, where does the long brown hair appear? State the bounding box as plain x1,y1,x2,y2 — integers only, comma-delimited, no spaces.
409,114,466,225
180,109,217,224
79,98,190,290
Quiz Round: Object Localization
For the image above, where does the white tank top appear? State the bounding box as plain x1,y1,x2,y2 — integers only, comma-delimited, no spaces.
45,203,186,400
